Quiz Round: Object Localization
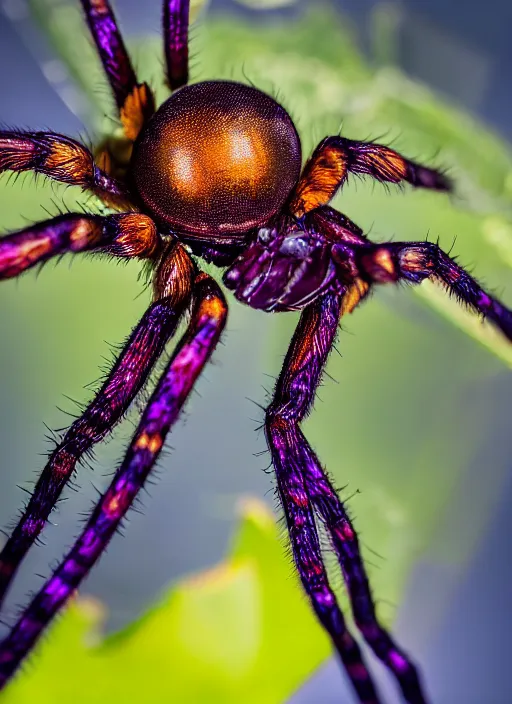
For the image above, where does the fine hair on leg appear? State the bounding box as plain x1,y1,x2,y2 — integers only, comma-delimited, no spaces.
0,272,227,688
290,136,451,217
0,132,128,203
354,241,512,341
0,213,160,279
265,291,428,704
80,0,155,141
163,0,191,91
0,241,194,607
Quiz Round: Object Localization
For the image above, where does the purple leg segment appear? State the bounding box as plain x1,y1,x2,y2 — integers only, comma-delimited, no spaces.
80,0,137,110
269,422,381,704
0,213,158,279
266,292,428,704
266,293,381,703
356,242,512,341
302,445,427,703
163,0,190,90
0,273,227,688
0,293,189,609
80,0,154,141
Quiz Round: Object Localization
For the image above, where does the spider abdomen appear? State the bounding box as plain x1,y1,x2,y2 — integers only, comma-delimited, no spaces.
130,80,302,236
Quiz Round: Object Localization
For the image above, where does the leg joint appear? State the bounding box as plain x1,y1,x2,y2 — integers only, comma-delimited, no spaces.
264,404,296,433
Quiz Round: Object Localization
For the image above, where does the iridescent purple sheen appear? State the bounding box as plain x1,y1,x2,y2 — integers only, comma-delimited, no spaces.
223,219,343,311
266,292,427,703
0,295,189,609
0,216,85,279
0,214,120,279
0,276,226,684
301,444,427,700
305,205,367,245
266,293,380,703
163,0,190,90
388,242,512,340
80,0,137,108
0,0,511,699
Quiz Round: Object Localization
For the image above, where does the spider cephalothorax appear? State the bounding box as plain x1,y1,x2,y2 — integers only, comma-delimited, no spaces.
0,2,510,703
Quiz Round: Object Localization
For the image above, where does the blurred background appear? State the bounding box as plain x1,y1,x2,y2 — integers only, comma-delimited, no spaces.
0,1,511,702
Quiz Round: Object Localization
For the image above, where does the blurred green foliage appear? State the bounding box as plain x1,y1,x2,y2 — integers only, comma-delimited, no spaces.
2,501,332,704
1,1,512,701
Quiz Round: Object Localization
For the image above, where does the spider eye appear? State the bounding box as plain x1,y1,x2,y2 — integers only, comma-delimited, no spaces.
130,81,302,236
278,233,312,259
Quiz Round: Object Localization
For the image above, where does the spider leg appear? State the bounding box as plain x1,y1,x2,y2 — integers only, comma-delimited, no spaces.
289,136,451,217
270,446,381,703
80,0,155,142
266,292,428,704
0,242,193,610
301,444,427,704
0,131,129,205
0,271,227,688
268,293,382,704
163,0,190,91
0,213,160,279
353,241,512,341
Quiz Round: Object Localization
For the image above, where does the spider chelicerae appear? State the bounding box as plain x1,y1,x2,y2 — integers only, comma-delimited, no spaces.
0,1,510,702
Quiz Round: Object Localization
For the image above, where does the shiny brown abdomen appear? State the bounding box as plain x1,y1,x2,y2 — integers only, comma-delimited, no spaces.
130,81,302,236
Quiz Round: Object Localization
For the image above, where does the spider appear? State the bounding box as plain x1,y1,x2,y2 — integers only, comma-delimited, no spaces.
0,1,510,702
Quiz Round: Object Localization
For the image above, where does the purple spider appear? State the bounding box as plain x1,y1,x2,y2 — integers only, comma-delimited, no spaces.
0,1,510,702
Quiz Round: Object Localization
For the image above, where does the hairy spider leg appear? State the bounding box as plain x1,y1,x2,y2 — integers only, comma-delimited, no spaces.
266,292,384,704
0,301,182,606
0,213,160,279
81,0,137,108
0,241,194,609
164,0,190,91
80,0,155,142
302,451,427,704
0,131,129,206
0,272,227,688
290,136,451,217
266,291,429,704
354,241,512,341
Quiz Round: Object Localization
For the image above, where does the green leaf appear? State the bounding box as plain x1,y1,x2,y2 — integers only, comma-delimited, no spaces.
1,501,330,704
